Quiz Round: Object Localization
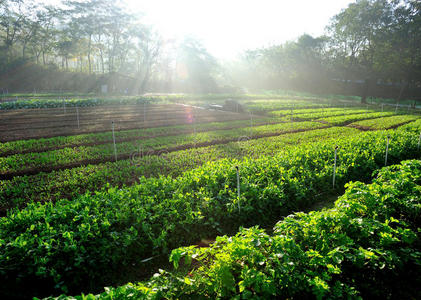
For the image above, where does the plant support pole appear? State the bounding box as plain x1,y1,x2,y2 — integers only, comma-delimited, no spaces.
250,112,253,136
76,105,80,129
235,166,240,212
385,135,390,166
112,121,117,161
193,108,196,134
418,131,421,151
333,145,338,188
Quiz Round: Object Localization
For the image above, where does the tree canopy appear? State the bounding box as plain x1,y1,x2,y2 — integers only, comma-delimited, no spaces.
0,0,420,97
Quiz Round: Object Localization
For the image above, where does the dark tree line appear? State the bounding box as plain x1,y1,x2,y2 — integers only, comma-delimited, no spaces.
1,0,420,97
228,0,421,101
0,0,219,93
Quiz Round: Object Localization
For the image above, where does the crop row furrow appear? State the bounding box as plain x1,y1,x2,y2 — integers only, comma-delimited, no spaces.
0,117,276,156
0,122,327,178
0,126,357,211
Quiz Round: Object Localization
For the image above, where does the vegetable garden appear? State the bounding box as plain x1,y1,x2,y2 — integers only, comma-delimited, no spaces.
0,94,420,299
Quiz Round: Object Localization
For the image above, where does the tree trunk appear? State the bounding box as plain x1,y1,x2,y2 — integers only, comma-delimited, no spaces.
100,52,104,74
361,78,370,104
397,81,406,102
140,66,151,93
22,44,26,59
88,34,92,74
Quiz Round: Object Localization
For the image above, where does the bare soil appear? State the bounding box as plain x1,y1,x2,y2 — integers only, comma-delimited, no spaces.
0,105,250,141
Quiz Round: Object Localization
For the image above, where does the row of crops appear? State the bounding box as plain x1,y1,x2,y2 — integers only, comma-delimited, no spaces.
0,94,327,110
275,108,371,121
0,117,277,156
0,127,358,210
350,114,419,129
62,159,420,299
0,97,159,110
1,128,420,298
0,121,326,176
1,97,420,299
1,106,420,210
1,110,419,178
1,106,408,156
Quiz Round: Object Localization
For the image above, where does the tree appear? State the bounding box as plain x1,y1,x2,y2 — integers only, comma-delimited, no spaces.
176,38,218,93
0,0,26,62
130,25,162,93
328,0,395,102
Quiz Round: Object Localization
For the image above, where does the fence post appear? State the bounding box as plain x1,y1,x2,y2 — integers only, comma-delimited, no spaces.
385,135,390,166
235,166,240,212
193,108,196,135
76,105,80,129
112,121,117,161
333,145,338,188
250,111,253,136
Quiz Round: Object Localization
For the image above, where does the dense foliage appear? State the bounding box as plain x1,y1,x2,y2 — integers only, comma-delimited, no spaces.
55,159,421,299
399,118,421,131
168,160,421,299
0,130,419,298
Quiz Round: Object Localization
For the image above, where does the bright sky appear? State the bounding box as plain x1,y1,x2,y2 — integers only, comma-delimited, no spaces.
125,0,354,59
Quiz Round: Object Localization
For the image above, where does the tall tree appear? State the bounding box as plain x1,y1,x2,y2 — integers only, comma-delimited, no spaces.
176,38,218,93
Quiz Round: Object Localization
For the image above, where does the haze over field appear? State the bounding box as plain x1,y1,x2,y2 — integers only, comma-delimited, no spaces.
126,0,354,58
0,0,420,101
